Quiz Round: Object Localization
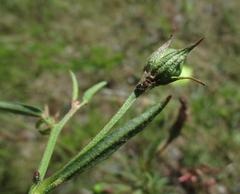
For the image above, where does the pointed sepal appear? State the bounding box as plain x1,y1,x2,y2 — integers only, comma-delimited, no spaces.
137,36,204,91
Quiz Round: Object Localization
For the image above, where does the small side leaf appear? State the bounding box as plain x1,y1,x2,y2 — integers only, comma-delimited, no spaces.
39,127,52,135
82,81,107,103
34,95,171,193
0,101,44,117
69,70,79,101
36,118,45,128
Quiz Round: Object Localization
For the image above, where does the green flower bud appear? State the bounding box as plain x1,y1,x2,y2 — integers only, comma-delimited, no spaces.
136,34,205,91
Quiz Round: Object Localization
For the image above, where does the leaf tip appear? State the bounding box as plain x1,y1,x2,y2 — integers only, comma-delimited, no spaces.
196,38,204,45
163,95,172,104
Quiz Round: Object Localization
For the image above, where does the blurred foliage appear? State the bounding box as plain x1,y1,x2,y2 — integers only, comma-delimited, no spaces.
0,0,240,193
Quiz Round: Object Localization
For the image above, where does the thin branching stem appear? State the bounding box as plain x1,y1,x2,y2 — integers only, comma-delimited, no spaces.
28,101,86,194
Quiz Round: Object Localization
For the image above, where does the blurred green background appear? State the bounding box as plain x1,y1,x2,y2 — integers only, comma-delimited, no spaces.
0,0,240,193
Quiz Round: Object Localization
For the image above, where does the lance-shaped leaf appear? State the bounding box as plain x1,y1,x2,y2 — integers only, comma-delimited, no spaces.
82,81,107,104
69,70,79,101
33,95,171,194
0,101,44,117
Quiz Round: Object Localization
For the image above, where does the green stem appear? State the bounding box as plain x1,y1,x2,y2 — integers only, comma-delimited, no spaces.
30,87,144,194
28,101,86,194
33,88,144,193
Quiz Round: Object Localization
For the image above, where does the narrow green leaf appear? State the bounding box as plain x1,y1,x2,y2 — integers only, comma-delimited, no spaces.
34,95,171,193
69,70,79,101
82,81,107,103
76,89,144,162
0,101,44,117
36,118,45,128
39,127,52,135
